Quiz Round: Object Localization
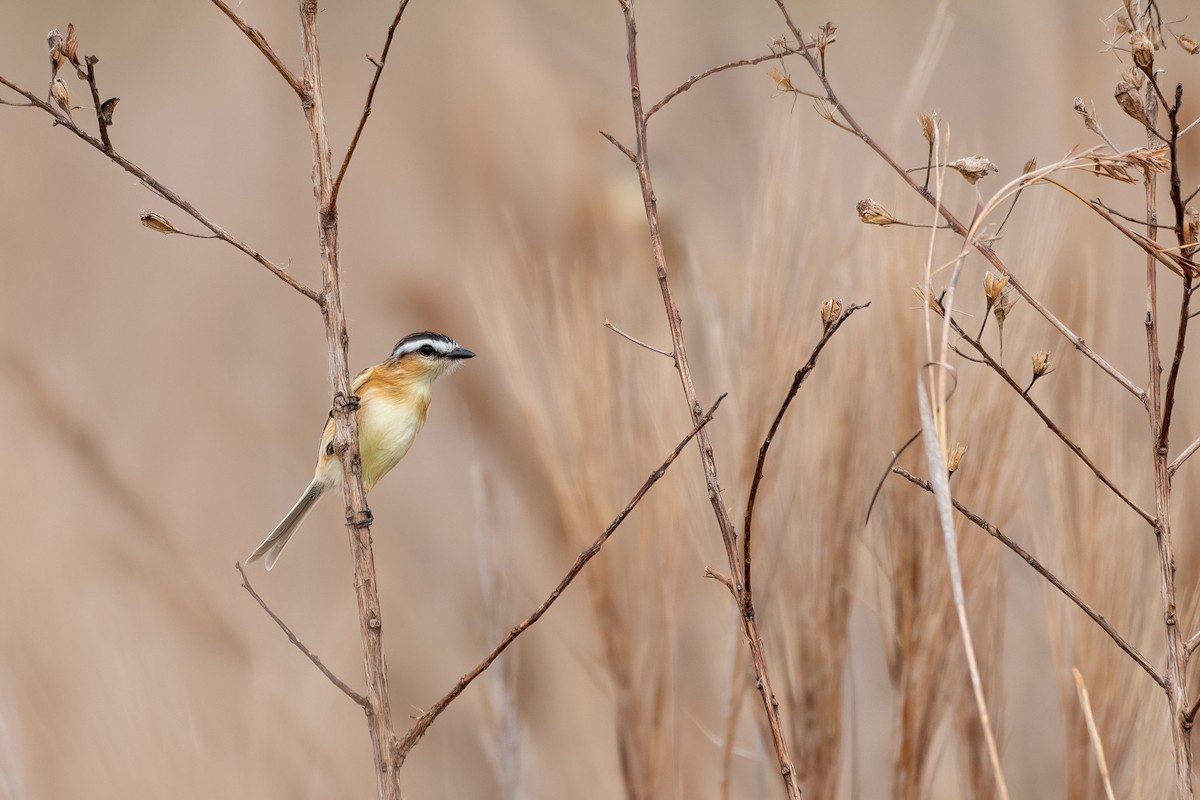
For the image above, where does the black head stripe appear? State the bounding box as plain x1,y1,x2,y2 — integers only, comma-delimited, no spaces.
390,331,457,359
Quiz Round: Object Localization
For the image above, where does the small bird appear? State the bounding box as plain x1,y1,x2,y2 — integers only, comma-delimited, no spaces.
248,331,475,569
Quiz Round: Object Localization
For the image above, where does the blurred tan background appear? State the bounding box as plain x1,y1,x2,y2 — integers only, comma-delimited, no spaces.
3,0,1200,797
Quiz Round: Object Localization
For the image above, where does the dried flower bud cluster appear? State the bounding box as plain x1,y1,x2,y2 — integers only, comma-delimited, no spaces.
984,271,1009,308
948,155,998,184
946,443,968,476
816,22,837,62
1032,350,1052,377
993,283,1017,324
820,298,843,332
856,198,896,226
140,211,180,235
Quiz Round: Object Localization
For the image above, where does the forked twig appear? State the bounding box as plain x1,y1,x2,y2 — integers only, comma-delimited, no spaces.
331,0,415,209
604,318,674,359
397,394,727,755
237,561,368,708
0,74,322,305
209,0,306,98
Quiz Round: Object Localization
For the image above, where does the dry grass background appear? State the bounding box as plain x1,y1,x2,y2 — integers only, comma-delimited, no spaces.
2,0,1199,797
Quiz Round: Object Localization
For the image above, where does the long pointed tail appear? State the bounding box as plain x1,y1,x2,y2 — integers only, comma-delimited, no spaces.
247,480,325,570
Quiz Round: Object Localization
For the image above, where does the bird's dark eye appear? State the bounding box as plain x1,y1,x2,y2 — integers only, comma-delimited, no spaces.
419,344,435,356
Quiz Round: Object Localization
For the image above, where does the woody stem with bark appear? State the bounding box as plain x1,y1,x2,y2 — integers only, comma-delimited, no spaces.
296,2,401,797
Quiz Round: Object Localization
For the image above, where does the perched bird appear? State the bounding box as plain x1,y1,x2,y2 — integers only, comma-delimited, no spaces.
248,331,475,569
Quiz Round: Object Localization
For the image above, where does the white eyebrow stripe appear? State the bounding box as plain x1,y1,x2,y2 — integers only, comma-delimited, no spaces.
393,336,456,358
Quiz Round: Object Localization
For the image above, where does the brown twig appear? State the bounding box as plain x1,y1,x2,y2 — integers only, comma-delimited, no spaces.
616,2,801,795
1169,435,1200,477
891,466,1164,689
0,73,322,305
396,395,727,755
603,318,674,359
293,2,400,797
236,562,368,708
645,51,793,121
331,0,414,210
82,56,112,152
945,316,1154,526
599,129,636,163
742,302,869,612
209,0,306,99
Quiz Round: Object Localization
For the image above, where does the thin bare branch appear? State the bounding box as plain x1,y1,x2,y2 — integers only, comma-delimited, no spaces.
646,51,791,121
82,56,112,152
892,467,1165,689
946,316,1154,526
1169,435,1200,477
331,0,415,209
1186,628,1200,656
600,129,636,163
209,0,306,98
397,394,727,756
0,73,322,305
767,2,1146,404
603,318,674,359
236,562,368,708
742,301,869,611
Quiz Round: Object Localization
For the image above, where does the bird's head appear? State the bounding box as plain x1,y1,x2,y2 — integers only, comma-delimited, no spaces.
386,331,475,384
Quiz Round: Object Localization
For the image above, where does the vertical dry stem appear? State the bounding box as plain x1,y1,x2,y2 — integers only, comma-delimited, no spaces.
616,1,800,795
296,2,401,797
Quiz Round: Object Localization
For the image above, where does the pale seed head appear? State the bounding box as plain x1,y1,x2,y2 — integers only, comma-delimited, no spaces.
919,111,936,144
1032,350,1051,377
948,155,999,184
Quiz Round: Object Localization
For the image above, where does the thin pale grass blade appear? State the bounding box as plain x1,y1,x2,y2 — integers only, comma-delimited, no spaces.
916,367,1009,800
1073,667,1117,800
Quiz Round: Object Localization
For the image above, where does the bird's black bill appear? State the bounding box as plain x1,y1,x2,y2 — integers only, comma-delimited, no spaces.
447,346,476,359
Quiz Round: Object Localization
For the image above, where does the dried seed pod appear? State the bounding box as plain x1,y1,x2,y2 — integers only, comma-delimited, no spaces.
856,198,896,226
1032,350,1051,377
50,77,71,118
1176,33,1199,55
948,155,998,184
820,298,843,332
768,65,794,93
139,211,178,234
47,28,65,78
1121,65,1146,89
1115,79,1151,127
914,286,944,315
1131,30,1154,71
1023,158,1038,174
100,97,119,126
1183,206,1199,263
